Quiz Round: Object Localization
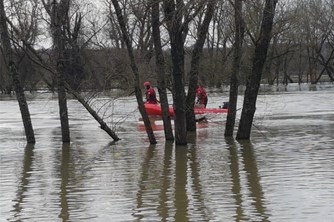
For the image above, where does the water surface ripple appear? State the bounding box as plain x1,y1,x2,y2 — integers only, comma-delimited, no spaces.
1,85,333,221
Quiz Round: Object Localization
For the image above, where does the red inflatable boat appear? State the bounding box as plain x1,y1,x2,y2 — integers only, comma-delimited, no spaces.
144,103,228,117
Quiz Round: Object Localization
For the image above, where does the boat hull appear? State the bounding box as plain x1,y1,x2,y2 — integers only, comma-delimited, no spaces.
144,103,227,117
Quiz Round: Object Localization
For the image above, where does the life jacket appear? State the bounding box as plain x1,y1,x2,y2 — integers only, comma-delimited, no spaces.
145,87,158,104
196,86,208,107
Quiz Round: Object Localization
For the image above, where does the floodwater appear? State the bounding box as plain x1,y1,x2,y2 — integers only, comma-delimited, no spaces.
0,83,333,222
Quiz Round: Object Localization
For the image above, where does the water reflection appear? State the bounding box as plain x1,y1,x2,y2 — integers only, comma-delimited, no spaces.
11,144,35,221
59,143,70,221
187,134,209,220
226,138,244,221
1,86,333,221
133,144,156,220
238,140,269,221
174,145,189,221
133,137,210,222
225,138,270,221
157,142,173,221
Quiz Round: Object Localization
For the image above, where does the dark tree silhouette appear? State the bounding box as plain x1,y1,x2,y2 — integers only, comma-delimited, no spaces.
237,0,278,140
0,0,35,144
186,0,216,132
111,0,157,144
151,0,174,141
225,0,244,137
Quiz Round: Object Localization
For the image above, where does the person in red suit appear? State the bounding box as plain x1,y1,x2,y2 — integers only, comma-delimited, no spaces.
196,85,208,108
144,81,158,104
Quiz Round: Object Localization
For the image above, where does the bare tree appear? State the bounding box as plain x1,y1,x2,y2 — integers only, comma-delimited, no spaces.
151,0,174,141
110,0,157,144
162,0,188,145
185,0,216,132
0,0,35,143
6,18,121,141
224,0,244,137
236,0,278,140
41,0,71,142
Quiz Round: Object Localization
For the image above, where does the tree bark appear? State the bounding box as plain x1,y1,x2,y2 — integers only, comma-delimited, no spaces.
65,82,120,141
50,0,70,143
163,0,187,145
224,0,244,137
236,0,278,140
5,18,120,142
0,0,35,144
111,0,157,144
151,0,174,141
186,0,216,132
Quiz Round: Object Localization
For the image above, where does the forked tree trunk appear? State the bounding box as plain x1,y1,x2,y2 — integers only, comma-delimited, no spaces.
0,0,35,144
151,0,174,141
111,0,157,144
225,0,244,137
236,0,278,140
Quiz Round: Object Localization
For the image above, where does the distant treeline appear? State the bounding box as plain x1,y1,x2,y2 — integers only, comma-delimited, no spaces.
1,0,333,94
1,43,333,94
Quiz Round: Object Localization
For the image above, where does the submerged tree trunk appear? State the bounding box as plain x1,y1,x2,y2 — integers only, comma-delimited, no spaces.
56,50,70,143
5,17,121,142
224,0,244,137
47,0,70,142
111,0,157,144
65,83,120,141
236,0,278,140
186,0,216,132
37,0,78,143
163,0,187,145
151,0,174,141
0,0,35,144
168,26,187,145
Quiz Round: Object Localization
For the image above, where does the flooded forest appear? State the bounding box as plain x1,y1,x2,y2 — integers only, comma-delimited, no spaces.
1,0,334,221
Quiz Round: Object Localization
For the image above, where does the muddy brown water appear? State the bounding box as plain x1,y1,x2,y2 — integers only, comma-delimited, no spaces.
1,84,333,221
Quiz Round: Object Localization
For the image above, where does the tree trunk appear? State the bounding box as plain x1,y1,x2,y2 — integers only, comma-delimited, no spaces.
64,82,120,141
151,0,174,141
57,50,70,142
236,0,278,140
224,0,244,137
186,0,216,132
170,30,187,145
4,16,121,142
163,0,187,145
111,0,157,144
51,0,70,142
0,0,35,144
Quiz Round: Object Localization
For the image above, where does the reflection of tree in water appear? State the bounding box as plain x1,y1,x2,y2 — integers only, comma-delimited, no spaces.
187,134,211,221
55,141,117,221
174,145,189,221
157,142,173,221
58,143,70,221
227,139,269,221
53,143,82,221
11,144,35,220
239,140,269,221
134,139,209,221
133,144,156,220
226,137,244,221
